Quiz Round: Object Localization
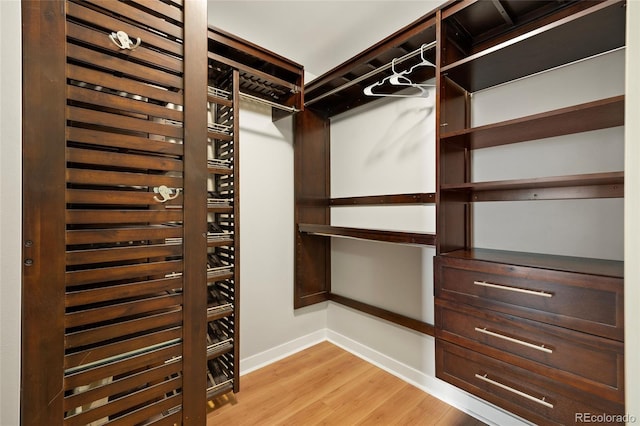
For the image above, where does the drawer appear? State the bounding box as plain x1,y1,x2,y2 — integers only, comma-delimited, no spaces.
435,255,623,340
435,301,624,404
436,340,625,425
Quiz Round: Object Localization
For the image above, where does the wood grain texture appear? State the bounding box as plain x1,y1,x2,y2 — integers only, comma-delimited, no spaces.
206,342,484,426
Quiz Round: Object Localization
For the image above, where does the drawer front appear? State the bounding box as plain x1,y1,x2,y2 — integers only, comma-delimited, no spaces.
436,301,624,403
435,256,623,340
436,340,625,425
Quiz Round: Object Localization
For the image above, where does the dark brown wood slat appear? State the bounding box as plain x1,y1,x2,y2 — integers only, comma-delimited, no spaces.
207,238,234,248
67,169,183,189
68,85,183,122
66,1,183,57
208,130,234,142
65,375,182,426
67,147,183,172
329,293,435,336
65,327,182,369
66,244,182,266
64,341,182,390
66,189,182,206
208,206,234,214
84,0,184,40
64,359,181,411
66,277,182,307
129,0,183,23
67,44,183,90
67,21,183,74
208,165,233,175
65,292,183,328
66,226,183,245
65,259,183,287
146,410,182,426
67,106,183,139
208,94,233,107
105,393,182,426
64,311,183,352
67,127,183,157
66,209,183,225
68,65,183,107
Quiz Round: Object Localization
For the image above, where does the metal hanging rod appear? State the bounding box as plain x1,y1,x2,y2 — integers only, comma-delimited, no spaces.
305,41,437,107
239,92,300,113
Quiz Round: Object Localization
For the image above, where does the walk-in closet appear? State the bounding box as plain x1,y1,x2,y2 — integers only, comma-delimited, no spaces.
3,0,640,425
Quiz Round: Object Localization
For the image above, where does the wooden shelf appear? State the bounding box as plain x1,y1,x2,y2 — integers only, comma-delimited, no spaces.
208,165,233,175
441,1,626,92
329,293,434,336
208,206,233,213
208,130,233,141
440,248,623,279
440,96,624,150
330,192,436,206
207,94,233,107
299,223,436,246
441,171,624,201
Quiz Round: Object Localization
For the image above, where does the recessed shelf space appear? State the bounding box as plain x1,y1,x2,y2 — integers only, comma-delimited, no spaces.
440,96,624,150
330,192,436,206
441,171,624,201
441,0,626,92
299,223,436,246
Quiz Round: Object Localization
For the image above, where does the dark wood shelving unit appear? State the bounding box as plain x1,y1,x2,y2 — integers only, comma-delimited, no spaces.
435,1,627,423
299,224,436,246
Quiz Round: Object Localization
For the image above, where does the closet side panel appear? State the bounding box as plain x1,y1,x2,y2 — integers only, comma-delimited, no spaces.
21,1,67,423
294,109,331,308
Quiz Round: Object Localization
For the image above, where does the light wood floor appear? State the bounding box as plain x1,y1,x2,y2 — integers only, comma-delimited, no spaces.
207,341,485,425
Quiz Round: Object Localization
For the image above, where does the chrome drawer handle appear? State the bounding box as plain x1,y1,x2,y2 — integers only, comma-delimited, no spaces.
475,373,554,408
473,280,552,298
474,327,553,353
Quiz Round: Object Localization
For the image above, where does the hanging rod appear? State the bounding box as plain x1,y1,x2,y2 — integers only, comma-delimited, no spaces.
239,92,300,113
305,40,437,107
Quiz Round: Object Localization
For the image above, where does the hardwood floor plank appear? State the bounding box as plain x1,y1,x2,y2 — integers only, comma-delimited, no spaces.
207,342,484,425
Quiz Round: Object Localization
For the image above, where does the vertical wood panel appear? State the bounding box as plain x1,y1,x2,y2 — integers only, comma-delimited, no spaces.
182,0,208,422
21,1,67,423
232,69,241,392
294,109,331,308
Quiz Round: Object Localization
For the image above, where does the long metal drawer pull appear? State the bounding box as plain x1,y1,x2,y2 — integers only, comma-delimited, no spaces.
474,327,553,353
473,280,552,298
109,30,141,50
475,373,554,409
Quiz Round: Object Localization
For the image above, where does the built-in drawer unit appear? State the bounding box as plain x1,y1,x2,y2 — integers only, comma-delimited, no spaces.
434,251,624,341
436,340,625,426
435,300,624,404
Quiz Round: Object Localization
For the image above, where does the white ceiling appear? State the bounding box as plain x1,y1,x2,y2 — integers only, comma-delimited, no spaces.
207,1,448,81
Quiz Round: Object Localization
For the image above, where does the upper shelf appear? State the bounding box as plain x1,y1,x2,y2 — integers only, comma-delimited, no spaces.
304,13,437,116
299,224,436,246
440,95,624,149
330,192,436,206
441,0,626,93
208,26,304,117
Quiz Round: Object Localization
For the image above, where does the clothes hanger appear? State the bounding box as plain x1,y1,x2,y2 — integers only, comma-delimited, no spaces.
363,74,429,97
389,44,435,89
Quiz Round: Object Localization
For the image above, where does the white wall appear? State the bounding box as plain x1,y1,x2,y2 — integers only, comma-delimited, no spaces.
236,101,327,373
0,1,22,425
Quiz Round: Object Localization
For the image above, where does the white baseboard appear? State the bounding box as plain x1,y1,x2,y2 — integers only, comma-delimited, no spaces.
239,329,327,376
